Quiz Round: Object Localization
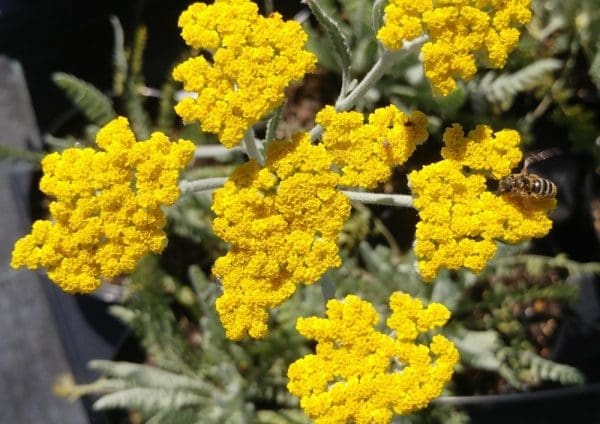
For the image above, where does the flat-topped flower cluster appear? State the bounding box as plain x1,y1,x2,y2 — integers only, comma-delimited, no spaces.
11,118,195,293
173,0,317,147
212,134,351,340
378,0,533,95
408,124,555,281
287,293,459,423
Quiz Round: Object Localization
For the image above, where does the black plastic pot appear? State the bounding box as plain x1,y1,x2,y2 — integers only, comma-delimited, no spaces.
435,383,600,424
3,56,129,421
10,157,130,424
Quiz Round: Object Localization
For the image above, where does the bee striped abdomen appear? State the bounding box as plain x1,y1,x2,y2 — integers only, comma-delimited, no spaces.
529,174,557,198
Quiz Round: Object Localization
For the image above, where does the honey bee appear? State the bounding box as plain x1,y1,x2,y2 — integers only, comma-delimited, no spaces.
497,149,559,199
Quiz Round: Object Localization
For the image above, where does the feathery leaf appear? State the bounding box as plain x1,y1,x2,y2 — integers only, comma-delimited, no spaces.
305,0,352,96
52,72,116,126
471,59,562,110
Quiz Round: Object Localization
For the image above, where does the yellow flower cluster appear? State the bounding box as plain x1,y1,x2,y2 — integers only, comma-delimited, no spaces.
287,293,459,423
316,105,429,189
11,117,195,293
408,124,555,281
212,134,351,340
377,0,532,95
173,0,317,147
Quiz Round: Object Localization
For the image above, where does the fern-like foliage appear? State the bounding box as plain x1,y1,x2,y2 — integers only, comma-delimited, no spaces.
52,72,116,126
0,144,43,165
518,350,585,386
496,348,585,389
492,253,600,278
450,328,585,390
110,256,200,374
304,0,353,96
86,360,253,422
110,15,128,97
469,58,562,111
124,26,152,139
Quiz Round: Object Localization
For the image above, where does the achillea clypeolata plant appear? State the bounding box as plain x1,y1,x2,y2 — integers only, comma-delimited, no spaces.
11,117,195,293
377,0,533,95
172,0,317,147
408,124,555,281
288,293,459,423
12,0,564,422
211,134,351,339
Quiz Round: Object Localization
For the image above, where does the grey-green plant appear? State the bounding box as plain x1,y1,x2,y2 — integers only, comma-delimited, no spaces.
11,0,600,422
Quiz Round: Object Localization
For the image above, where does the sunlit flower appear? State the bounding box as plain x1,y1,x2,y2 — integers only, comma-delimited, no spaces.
173,0,317,147
377,0,532,95
212,133,351,339
11,117,195,293
408,123,555,281
316,105,429,188
288,293,459,423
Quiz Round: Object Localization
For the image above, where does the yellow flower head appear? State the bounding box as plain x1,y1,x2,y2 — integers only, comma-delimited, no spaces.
441,123,523,179
173,0,317,147
287,293,459,423
212,133,351,339
11,117,195,293
377,0,532,95
316,105,429,189
408,124,555,281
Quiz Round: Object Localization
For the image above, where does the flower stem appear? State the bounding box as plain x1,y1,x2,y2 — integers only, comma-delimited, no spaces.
179,177,229,195
243,129,265,165
264,0,274,14
194,145,242,159
334,50,396,112
342,190,413,207
179,178,415,208
320,272,336,302
310,35,428,142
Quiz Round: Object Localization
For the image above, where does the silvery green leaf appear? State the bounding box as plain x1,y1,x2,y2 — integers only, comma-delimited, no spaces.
449,328,503,371
431,274,462,312
305,0,352,96
52,72,116,126
110,16,127,96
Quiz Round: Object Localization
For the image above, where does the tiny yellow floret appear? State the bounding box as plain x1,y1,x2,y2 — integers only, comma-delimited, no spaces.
287,293,459,423
11,117,195,293
212,133,351,340
316,105,429,189
173,0,317,147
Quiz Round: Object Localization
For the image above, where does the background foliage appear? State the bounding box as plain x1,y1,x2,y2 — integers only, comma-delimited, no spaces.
5,0,600,422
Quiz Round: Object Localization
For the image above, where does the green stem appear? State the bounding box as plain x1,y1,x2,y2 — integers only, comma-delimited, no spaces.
335,49,395,112
243,129,264,165
372,0,386,32
310,35,428,142
342,190,413,207
179,177,229,195
264,0,274,14
320,272,336,302
179,178,415,207
336,36,428,111
194,145,242,159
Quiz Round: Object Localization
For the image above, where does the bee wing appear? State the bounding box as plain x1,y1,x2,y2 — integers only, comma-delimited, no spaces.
522,148,562,173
